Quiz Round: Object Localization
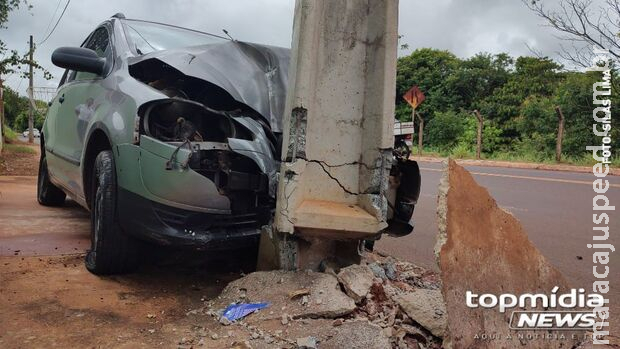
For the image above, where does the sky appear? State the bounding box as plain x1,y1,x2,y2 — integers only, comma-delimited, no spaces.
1,0,567,97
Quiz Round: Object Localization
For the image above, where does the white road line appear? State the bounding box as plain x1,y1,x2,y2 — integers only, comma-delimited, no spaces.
419,167,620,188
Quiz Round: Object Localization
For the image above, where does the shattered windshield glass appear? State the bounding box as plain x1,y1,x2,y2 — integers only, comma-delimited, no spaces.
122,20,228,55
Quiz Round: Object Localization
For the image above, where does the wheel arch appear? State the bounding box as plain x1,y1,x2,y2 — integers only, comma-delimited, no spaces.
83,125,113,210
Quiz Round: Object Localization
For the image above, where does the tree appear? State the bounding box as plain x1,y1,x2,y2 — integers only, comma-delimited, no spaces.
2,85,28,126
524,0,620,68
396,49,461,121
444,53,512,111
1,1,34,77
478,56,564,136
554,71,620,156
1,0,52,139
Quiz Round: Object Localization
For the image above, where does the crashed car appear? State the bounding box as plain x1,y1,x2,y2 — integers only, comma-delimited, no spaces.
39,14,419,275
38,14,288,274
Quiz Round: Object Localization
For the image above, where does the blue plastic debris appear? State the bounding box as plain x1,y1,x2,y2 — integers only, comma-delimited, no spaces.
222,302,270,322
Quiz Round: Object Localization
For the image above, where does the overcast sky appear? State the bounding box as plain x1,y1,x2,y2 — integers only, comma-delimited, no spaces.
2,0,565,97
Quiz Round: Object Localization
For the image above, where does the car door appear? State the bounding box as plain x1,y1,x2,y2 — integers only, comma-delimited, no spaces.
48,25,113,198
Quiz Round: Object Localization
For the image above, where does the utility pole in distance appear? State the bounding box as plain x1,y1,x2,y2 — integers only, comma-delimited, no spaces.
28,35,34,144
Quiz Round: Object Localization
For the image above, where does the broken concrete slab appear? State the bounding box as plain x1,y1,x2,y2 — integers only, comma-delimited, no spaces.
213,271,356,322
436,159,579,349
296,336,318,348
337,264,374,303
320,321,391,349
394,289,447,338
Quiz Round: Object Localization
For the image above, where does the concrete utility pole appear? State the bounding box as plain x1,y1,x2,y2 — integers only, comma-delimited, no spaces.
474,110,483,160
555,106,565,162
28,35,34,144
260,0,400,270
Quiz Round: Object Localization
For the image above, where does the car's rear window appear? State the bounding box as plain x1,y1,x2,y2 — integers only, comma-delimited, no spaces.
122,20,228,55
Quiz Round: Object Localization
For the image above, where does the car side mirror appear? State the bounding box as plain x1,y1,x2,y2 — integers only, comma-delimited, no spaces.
52,47,106,76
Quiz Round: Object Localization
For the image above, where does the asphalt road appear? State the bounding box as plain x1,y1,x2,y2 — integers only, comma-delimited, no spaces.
377,161,620,332
17,135,40,144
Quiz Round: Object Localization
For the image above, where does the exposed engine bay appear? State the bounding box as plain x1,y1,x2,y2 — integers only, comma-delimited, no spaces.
131,60,279,222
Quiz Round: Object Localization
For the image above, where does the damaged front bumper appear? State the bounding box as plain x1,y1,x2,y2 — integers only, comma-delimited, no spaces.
117,188,262,248
115,112,277,248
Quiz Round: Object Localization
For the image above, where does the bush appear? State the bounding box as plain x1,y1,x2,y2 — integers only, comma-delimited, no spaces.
426,110,467,151
450,143,474,158
514,96,557,154
3,125,19,143
13,111,45,132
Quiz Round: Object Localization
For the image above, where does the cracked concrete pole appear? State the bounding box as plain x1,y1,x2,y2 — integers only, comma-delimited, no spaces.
258,0,399,270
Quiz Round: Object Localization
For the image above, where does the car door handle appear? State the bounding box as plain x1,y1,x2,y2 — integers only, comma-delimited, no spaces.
59,94,65,104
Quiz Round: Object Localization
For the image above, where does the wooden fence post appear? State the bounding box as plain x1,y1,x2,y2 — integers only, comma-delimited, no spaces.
415,111,424,155
554,106,565,162
473,110,483,160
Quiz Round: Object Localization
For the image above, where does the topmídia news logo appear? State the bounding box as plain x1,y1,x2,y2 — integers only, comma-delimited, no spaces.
466,287,605,330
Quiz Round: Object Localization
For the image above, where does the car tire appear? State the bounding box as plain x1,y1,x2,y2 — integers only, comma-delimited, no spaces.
37,151,66,206
85,150,140,275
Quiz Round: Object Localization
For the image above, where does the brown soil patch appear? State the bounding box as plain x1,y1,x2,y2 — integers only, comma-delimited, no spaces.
0,141,40,176
0,254,244,348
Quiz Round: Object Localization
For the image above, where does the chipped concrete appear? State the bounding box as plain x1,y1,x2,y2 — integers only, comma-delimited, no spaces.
190,252,446,348
436,159,580,349
320,321,391,349
214,271,356,321
394,289,447,338
337,264,375,303
285,107,307,161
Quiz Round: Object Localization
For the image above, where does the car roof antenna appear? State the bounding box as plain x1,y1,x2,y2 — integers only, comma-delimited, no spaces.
222,29,235,41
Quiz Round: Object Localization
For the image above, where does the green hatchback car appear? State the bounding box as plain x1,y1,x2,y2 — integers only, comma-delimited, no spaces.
38,14,289,274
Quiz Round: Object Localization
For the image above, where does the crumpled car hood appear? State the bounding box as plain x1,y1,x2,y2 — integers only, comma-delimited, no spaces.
128,41,290,133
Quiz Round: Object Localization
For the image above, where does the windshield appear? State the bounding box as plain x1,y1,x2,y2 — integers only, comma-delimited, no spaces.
122,20,228,55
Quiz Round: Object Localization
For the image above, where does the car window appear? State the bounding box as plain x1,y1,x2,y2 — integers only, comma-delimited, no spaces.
65,26,112,83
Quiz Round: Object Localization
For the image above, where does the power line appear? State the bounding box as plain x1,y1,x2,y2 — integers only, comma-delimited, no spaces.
40,0,63,41
37,0,71,46
16,77,25,95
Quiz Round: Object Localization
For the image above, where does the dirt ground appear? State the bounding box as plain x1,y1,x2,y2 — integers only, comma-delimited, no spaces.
0,142,40,176
0,254,247,348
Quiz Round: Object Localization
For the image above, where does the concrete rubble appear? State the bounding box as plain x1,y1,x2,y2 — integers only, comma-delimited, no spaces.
394,289,446,338
213,271,356,320
180,252,444,348
336,264,374,303
170,160,617,348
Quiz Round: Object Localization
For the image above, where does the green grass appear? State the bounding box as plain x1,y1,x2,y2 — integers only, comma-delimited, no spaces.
3,125,19,143
411,145,619,168
4,143,36,154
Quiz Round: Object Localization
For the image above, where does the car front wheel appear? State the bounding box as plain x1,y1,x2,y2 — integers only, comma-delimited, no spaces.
85,150,140,275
